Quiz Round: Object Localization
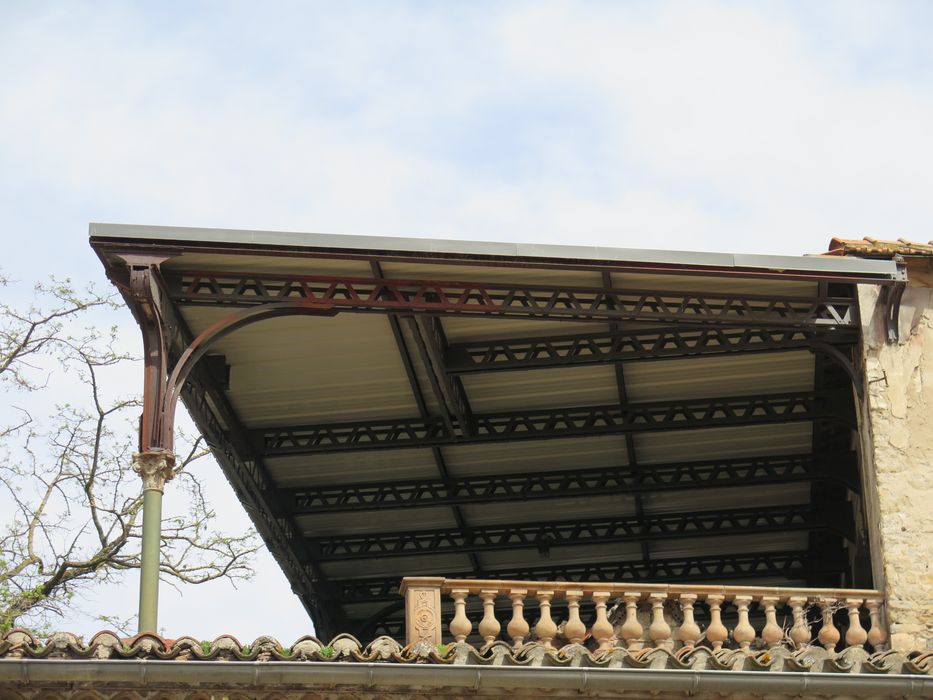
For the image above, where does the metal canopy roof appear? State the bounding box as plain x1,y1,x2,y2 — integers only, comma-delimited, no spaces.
89,222,901,281
90,223,883,639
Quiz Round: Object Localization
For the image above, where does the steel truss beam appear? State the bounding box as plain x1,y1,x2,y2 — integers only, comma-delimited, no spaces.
331,549,841,603
445,326,858,374
169,271,857,328
307,504,853,560
257,390,850,456
282,453,858,514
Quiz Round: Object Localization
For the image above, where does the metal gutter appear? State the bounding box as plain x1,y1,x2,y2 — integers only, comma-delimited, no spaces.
3,660,931,697
88,222,903,282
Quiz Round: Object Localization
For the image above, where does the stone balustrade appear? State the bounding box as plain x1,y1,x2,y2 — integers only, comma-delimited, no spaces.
400,577,887,654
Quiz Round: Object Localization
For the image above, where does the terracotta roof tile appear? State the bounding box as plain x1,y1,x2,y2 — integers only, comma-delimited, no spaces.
826,237,933,258
1,629,931,676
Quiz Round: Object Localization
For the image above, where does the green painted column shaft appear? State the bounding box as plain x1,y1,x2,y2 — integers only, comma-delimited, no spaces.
138,487,163,634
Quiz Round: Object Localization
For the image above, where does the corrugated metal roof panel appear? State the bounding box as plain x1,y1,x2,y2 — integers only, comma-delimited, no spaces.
635,423,812,464
440,316,610,343
458,483,811,529
462,364,619,412
321,553,473,580
623,350,814,402
461,494,638,527
379,261,604,287
608,271,819,297
297,506,458,537
181,308,417,426
641,482,811,515
478,542,643,570
265,449,440,486
443,435,631,476
162,252,372,277
650,532,809,558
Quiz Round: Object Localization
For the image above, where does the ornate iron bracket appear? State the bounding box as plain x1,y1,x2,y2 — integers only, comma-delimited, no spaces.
880,282,907,344
118,258,338,454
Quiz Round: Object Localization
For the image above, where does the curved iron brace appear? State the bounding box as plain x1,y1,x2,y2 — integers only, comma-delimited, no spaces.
158,301,337,451
808,341,863,399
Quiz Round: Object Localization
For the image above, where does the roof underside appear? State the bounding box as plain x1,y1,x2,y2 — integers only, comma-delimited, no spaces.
90,223,893,638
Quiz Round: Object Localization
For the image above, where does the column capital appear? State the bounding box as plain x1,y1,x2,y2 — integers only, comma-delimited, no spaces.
133,451,176,493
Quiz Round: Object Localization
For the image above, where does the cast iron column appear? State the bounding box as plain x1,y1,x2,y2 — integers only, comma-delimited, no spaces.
132,451,174,634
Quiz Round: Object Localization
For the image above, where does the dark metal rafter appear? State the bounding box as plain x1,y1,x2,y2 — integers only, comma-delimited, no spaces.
372,262,482,578
306,504,853,560
406,316,473,437
257,390,851,456
169,271,857,328
331,549,843,603
445,326,858,374
602,271,648,562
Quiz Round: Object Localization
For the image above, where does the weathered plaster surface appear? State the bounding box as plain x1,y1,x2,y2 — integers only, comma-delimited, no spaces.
857,273,933,651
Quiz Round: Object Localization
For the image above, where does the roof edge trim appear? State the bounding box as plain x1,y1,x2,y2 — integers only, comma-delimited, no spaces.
2,659,930,694
89,222,902,282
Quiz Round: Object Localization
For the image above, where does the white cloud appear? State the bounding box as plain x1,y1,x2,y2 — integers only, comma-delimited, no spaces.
4,2,929,259
496,1,933,248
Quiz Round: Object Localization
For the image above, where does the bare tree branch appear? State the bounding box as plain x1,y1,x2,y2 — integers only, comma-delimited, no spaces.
0,274,258,632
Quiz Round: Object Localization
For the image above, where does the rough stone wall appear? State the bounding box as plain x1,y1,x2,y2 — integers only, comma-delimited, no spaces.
857,262,933,651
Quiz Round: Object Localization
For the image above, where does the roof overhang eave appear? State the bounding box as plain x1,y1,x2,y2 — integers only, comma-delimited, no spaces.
88,222,905,285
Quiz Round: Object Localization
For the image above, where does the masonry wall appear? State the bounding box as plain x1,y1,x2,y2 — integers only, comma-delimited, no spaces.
857,260,933,651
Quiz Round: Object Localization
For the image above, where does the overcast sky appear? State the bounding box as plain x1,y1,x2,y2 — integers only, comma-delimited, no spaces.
1,1,931,643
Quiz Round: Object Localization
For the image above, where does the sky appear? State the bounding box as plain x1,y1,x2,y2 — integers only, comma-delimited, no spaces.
0,0,931,643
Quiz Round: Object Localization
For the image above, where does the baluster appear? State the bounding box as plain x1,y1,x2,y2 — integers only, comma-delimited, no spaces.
866,598,888,651
619,591,643,651
478,590,500,645
648,592,673,650
507,589,530,648
705,594,729,651
760,595,783,649
844,598,867,648
817,597,840,652
678,594,701,649
591,591,615,652
732,595,756,653
564,590,587,645
788,596,811,649
535,590,557,648
450,589,472,643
